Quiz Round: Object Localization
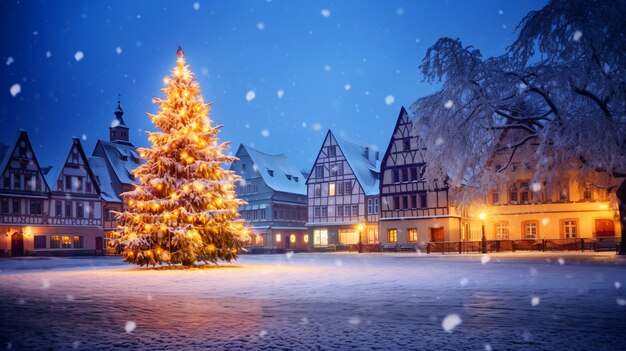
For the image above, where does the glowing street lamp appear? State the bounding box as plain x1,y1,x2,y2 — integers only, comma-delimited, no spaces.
479,212,487,254
357,224,364,253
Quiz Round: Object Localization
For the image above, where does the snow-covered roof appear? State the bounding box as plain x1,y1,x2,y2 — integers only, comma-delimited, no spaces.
238,144,306,195
0,142,9,177
88,156,122,203
334,135,380,196
97,140,143,185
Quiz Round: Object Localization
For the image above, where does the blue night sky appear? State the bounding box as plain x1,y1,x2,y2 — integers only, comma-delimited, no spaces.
1,0,546,172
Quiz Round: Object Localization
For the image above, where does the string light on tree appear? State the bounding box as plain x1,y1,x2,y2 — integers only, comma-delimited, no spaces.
114,46,249,267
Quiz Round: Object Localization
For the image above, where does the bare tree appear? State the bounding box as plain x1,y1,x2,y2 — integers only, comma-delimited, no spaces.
412,0,626,251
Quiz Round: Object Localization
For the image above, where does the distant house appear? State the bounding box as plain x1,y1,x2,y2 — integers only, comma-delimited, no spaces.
230,144,308,252
91,100,142,254
474,125,621,244
305,130,380,250
379,107,461,250
0,132,105,256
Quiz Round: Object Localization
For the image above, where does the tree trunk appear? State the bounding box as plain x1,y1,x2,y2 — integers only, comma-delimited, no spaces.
618,179,626,255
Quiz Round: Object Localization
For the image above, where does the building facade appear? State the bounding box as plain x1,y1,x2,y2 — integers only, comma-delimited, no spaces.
230,144,308,252
0,132,105,256
306,130,380,250
474,128,621,243
379,107,461,250
91,100,142,254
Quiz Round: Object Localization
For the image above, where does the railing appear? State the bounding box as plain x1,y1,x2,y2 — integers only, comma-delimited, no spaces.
426,237,621,254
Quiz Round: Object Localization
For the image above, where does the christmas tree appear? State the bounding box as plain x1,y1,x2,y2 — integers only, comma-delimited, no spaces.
115,47,249,267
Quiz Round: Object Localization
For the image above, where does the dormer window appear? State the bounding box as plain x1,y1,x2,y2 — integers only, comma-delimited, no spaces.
267,169,274,177
286,174,292,180
293,176,298,182
120,155,128,161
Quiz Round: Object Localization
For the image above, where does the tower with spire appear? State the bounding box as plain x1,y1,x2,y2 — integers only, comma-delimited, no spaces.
109,95,130,144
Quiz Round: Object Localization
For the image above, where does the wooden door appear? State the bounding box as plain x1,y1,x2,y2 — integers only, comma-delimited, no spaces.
595,219,615,237
11,233,24,257
95,236,103,250
429,227,444,242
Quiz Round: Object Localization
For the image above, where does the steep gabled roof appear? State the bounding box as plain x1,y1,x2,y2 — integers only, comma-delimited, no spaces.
0,131,51,193
95,140,143,185
334,133,380,196
236,144,306,195
89,156,122,203
45,138,102,195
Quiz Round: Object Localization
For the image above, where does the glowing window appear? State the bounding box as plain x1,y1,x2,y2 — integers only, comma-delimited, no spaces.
275,234,281,243
290,234,296,243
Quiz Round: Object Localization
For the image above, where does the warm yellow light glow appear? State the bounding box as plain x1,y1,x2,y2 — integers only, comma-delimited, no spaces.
357,224,364,231
599,204,609,209
479,212,487,221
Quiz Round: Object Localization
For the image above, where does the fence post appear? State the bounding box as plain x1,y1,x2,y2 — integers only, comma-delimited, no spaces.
459,240,462,254
426,243,430,254
512,241,515,252
542,239,546,252
581,238,584,252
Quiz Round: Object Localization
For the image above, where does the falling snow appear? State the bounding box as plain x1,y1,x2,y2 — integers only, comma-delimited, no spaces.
344,84,351,91
74,51,84,61
444,99,454,109
9,84,21,97
245,90,256,102
45,51,51,58
111,119,120,128
115,46,123,54
6,57,14,66
81,134,87,141
385,95,395,105
531,296,541,306
257,22,265,30
276,89,284,98
481,255,490,264
125,321,137,333
573,30,583,41
442,314,462,333
193,2,200,11
261,129,270,137
321,9,331,18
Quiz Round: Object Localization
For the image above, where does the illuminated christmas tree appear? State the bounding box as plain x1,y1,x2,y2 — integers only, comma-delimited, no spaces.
115,47,248,267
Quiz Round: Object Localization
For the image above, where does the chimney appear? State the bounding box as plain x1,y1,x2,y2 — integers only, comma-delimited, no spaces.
375,151,380,160
364,147,369,159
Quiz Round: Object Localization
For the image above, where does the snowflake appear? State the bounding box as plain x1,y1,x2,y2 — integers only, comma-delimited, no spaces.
9,83,21,97
348,317,361,325
531,296,540,306
193,2,200,11
66,294,75,301
41,279,50,289
285,251,294,259
111,119,120,128
616,281,621,289
442,314,462,333
115,47,122,54
6,57,14,66
459,278,469,286
617,298,626,306
125,321,137,333
573,30,583,42
396,8,404,16
435,136,444,146
557,258,565,265
81,134,87,141
321,9,330,17
385,95,395,105
323,65,331,72
498,10,504,15
531,182,542,192
301,122,307,128
46,51,52,58
257,22,265,30
300,316,309,325
444,100,454,109
481,255,490,264
259,330,268,337
344,84,351,91
245,90,256,102
312,123,322,131
261,129,269,137
74,51,84,61
276,89,284,98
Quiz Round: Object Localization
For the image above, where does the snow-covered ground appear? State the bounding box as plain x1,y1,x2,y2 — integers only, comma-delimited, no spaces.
1,252,626,350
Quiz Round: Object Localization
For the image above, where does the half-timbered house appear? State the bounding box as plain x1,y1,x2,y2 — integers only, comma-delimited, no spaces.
230,144,308,252
0,132,106,256
306,130,380,250
379,107,462,250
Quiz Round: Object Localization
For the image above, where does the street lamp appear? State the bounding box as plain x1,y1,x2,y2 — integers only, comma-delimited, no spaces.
357,224,364,253
479,212,487,254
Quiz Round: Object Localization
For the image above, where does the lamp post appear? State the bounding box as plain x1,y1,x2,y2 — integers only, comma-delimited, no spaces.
357,224,364,253
479,212,487,254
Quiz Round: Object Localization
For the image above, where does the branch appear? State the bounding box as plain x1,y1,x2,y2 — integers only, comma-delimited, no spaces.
570,82,613,121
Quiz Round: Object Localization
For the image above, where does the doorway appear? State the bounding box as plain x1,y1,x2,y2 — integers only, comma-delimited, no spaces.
11,232,24,257
595,219,615,237
429,227,444,242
